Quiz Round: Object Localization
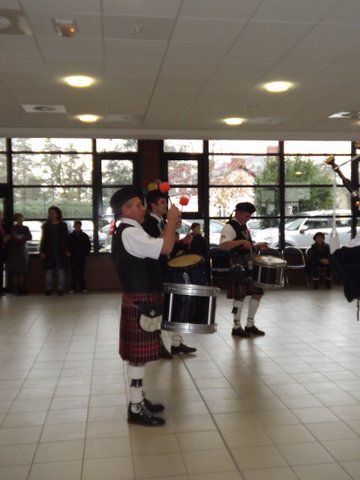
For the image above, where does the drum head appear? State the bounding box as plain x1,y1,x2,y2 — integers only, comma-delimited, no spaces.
254,255,287,267
168,254,202,270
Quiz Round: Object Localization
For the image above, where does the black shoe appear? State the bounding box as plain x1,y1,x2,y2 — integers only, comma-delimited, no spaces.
127,402,165,426
45,290,52,296
232,327,250,337
171,343,197,355
245,325,265,336
160,344,173,359
143,397,165,413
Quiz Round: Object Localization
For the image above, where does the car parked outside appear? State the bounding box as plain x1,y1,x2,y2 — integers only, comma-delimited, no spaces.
252,210,356,248
23,220,42,253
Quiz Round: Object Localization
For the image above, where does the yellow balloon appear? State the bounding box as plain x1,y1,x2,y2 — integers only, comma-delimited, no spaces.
147,182,157,191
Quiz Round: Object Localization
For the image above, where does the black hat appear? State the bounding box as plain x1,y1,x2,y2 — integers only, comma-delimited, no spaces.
110,187,142,214
146,189,167,207
235,202,256,214
313,231,325,241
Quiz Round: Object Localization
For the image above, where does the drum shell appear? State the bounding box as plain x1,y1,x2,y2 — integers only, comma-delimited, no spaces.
163,282,220,334
251,255,286,289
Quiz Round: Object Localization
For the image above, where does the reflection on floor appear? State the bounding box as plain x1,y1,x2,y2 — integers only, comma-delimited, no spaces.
1,288,360,480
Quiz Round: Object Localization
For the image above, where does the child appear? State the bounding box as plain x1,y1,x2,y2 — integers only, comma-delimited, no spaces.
67,220,91,293
307,232,332,289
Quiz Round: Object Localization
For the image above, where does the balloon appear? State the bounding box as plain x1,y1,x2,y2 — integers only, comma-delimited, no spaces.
179,196,189,206
154,178,161,186
142,187,148,196
147,182,157,191
159,181,170,193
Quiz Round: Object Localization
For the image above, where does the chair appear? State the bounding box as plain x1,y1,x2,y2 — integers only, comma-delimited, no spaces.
282,246,309,286
208,248,230,286
259,248,283,258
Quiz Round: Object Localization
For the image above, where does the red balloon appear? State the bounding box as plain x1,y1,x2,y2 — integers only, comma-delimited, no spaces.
159,181,170,193
179,196,189,206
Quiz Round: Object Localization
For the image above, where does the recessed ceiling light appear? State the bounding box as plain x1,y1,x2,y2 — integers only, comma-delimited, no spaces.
76,114,100,123
64,75,95,88
263,81,292,93
223,117,245,126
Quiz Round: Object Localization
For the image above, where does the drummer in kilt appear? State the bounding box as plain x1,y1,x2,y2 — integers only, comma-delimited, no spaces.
110,187,180,426
219,202,268,337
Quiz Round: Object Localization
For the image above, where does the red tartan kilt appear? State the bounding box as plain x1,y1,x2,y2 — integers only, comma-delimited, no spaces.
120,292,162,364
227,269,264,299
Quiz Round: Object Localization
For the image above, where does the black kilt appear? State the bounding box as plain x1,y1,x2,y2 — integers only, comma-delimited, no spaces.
120,292,162,364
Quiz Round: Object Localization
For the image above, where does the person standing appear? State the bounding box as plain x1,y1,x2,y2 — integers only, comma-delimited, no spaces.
111,186,180,426
142,189,197,358
39,206,69,296
7,213,32,295
219,202,268,337
68,220,91,294
0,210,9,296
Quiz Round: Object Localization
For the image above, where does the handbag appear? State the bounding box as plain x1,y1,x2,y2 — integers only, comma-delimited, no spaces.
135,302,163,333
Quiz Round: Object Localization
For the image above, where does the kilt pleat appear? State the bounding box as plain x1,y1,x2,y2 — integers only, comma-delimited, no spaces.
227,268,264,299
119,292,162,364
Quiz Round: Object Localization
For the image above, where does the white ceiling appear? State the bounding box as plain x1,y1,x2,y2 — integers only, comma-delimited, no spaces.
1,0,360,139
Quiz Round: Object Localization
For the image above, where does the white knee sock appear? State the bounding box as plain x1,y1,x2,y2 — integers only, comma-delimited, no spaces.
127,364,145,413
232,300,244,329
246,298,260,328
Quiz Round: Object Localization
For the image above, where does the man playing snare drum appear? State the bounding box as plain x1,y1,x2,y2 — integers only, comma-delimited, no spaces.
219,202,268,337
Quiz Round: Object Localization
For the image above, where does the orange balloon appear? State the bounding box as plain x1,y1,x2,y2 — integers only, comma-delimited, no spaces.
159,181,170,193
179,196,189,206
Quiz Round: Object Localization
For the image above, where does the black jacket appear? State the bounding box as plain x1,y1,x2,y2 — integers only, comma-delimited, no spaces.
39,221,69,269
68,230,91,260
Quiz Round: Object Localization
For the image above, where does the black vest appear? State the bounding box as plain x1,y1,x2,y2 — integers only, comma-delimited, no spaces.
227,219,253,263
112,223,163,293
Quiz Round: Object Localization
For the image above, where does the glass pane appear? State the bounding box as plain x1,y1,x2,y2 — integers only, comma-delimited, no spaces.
14,187,92,218
210,155,279,185
98,219,114,253
209,187,279,217
209,140,279,154
168,160,198,185
22,220,43,254
169,187,198,212
249,220,280,247
284,140,351,154
0,138,5,150
285,155,350,185
284,186,350,215
0,154,6,182
96,139,138,152
101,160,133,185
164,139,203,153
12,138,92,152
13,154,92,185
102,187,121,217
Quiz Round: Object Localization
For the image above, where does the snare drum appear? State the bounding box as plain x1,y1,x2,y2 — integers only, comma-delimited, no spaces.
163,282,220,334
167,254,205,285
251,255,287,289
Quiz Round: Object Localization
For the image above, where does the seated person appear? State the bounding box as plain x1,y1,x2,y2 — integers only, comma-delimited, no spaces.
188,222,209,259
307,232,332,289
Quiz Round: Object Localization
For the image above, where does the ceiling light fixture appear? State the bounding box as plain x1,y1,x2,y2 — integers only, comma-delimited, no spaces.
52,18,78,37
264,81,292,93
76,114,100,123
223,117,245,126
64,75,95,88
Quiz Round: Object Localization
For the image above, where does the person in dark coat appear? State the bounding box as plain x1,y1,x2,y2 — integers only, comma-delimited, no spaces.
39,206,69,296
110,186,180,426
307,231,332,289
68,220,91,294
7,213,32,295
188,222,209,259
0,210,10,296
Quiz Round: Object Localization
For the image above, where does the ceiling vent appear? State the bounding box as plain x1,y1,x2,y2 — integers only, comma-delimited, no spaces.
105,113,141,122
329,111,360,119
52,18,78,37
0,9,31,35
22,104,67,114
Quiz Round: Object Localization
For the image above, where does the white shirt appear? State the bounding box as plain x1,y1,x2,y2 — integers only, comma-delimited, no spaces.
220,220,241,244
121,217,163,259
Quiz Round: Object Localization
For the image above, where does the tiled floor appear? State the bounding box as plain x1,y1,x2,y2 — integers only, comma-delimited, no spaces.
1,287,360,480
